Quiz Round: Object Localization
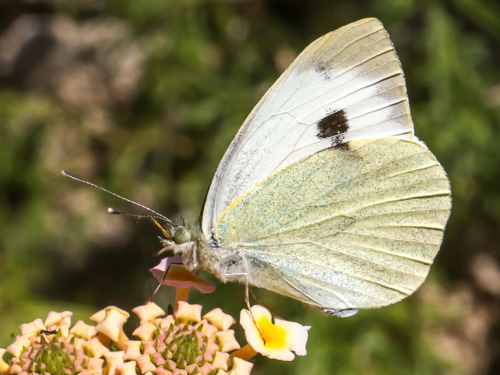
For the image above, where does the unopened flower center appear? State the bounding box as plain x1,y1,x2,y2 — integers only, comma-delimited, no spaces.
31,341,73,374
257,318,286,349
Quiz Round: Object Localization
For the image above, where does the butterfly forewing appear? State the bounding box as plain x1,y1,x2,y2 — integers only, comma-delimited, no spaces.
202,18,414,238
215,138,451,309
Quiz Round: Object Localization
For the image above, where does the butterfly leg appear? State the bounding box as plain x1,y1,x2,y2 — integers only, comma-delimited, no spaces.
223,270,266,343
244,280,267,344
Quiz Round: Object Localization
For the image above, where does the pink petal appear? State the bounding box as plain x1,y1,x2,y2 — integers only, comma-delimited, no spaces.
150,257,215,294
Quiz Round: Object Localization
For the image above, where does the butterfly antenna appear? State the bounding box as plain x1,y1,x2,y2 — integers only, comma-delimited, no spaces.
61,170,175,228
107,208,168,222
108,208,174,238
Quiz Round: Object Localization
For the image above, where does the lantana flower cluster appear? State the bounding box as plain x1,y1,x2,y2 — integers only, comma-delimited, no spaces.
1,256,310,374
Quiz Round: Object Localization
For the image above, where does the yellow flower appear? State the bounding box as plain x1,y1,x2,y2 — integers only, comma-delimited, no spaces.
239,305,310,361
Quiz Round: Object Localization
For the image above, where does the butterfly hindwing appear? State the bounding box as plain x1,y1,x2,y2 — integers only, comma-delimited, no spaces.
215,138,451,309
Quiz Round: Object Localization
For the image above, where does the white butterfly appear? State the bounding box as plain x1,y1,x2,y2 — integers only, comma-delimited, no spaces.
65,18,452,317
166,18,451,316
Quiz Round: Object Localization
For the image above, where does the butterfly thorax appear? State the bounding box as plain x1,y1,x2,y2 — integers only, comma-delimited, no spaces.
165,220,247,285
195,239,247,284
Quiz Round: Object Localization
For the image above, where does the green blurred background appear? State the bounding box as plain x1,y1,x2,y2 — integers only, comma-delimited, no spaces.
0,0,499,374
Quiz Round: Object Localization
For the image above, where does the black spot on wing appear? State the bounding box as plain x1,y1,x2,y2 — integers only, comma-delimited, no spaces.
314,63,331,80
315,63,326,72
333,142,350,151
316,109,349,147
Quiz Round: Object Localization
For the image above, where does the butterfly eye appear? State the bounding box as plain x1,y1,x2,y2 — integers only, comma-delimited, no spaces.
173,226,191,244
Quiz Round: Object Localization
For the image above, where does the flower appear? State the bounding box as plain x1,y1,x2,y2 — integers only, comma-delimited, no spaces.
1,264,312,374
150,254,216,315
125,301,252,375
238,305,310,361
2,311,109,374
90,305,129,349
150,255,216,294
0,302,252,375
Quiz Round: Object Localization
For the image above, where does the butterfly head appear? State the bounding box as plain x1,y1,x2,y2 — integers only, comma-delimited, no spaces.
173,226,191,244
155,220,203,273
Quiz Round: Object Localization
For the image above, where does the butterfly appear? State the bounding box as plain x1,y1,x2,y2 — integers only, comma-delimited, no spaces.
64,18,451,317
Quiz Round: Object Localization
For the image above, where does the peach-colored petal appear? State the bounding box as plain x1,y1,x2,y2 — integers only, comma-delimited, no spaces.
19,319,44,338
90,307,107,323
228,357,253,375
172,369,187,375
196,321,218,338
73,337,87,350
0,349,11,374
216,370,228,375
132,302,165,322
91,305,128,323
9,363,22,373
44,311,73,336
216,330,240,352
6,336,31,357
143,341,157,355
87,357,104,373
95,306,129,345
153,352,166,366
104,351,125,375
117,360,137,375
199,362,215,374
155,315,175,329
175,301,202,323
136,354,156,373
150,258,215,294
212,351,230,370
132,321,157,341
70,320,97,340
123,340,142,360
275,318,310,356
83,337,110,358
204,308,236,331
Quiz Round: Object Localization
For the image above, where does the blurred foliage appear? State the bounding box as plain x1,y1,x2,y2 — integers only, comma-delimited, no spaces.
0,0,499,374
